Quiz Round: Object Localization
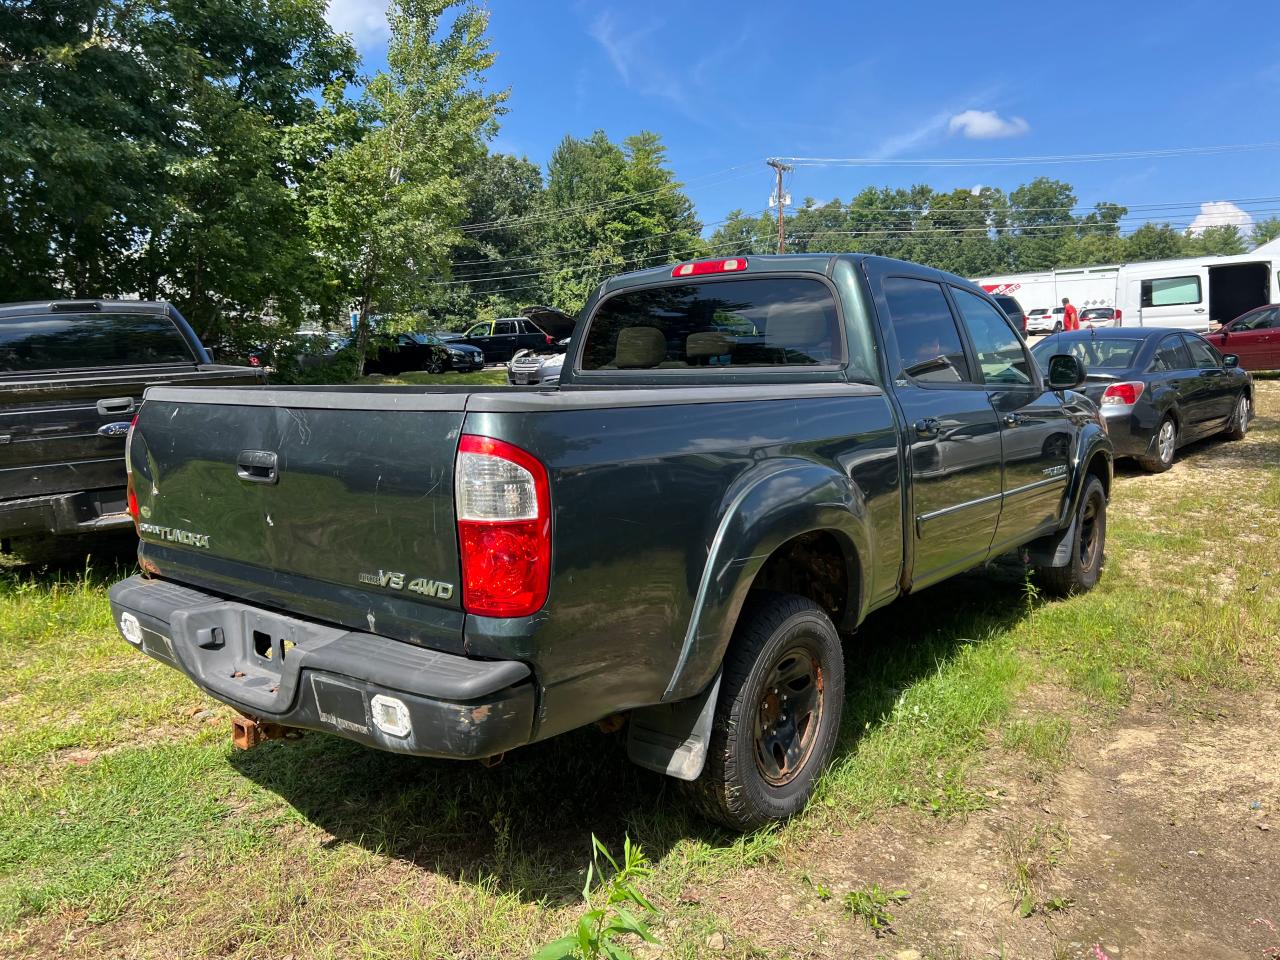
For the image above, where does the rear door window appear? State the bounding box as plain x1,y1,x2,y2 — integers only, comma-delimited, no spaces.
1151,335,1192,372
0,312,194,372
949,287,1034,386
881,277,971,384
580,277,842,370
1183,335,1221,369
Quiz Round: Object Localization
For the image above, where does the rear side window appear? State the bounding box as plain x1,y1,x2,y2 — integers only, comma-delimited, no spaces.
0,312,194,372
950,287,1034,386
580,277,841,370
1150,335,1192,372
1183,335,1220,369
1141,276,1201,307
881,277,970,384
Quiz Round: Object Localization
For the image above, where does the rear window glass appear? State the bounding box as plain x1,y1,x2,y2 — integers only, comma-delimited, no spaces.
1080,308,1114,319
1031,337,1142,371
580,277,841,370
0,312,195,372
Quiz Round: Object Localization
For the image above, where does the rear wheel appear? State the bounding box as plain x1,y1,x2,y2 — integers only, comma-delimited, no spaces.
1036,476,1107,597
691,594,844,831
1224,394,1250,440
1053,321,1064,333
1137,416,1177,472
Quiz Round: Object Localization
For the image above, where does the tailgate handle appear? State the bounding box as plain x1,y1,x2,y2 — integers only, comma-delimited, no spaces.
96,396,135,416
236,449,279,484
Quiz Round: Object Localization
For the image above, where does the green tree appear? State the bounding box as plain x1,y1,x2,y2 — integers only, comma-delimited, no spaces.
307,0,505,364
542,130,702,311
1250,216,1280,249
1007,177,1077,270
707,208,774,256
418,152,548,329
0,0,355,340
1124,223,1188,262
1187,224,1247,257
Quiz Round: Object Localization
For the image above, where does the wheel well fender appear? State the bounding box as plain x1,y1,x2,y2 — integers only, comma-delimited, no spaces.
661,459,870,702
1060,423,1112,525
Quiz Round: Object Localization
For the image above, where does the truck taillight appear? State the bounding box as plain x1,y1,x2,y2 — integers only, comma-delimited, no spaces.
125,414,141,534
1101,381,1144,405
455,434,550,617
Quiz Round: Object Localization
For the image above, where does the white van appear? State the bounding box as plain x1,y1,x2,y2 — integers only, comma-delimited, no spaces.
977,253,1279,332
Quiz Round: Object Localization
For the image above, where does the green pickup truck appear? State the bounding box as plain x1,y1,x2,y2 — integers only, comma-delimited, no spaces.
109,254,1112,829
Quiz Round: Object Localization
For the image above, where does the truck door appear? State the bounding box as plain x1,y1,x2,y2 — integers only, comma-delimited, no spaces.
872,272,1003,589
948,285,1071,550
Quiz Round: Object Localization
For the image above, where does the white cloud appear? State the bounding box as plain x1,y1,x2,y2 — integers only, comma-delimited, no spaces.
1187,201,1255,236
948,109,1030,139
325,0,389,46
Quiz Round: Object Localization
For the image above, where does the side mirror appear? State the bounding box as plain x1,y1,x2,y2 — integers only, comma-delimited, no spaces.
1046,353,1086,391
1223,354,1240,368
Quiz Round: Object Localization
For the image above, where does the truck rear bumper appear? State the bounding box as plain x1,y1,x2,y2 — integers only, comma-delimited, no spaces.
0,488,132,540
108,575,536,759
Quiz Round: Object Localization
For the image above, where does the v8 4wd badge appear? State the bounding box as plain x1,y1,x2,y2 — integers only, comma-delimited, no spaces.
358,569,454,600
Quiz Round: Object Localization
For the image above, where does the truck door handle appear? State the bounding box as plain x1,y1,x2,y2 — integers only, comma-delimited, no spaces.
914,417,940,439
96,396,135,416
1194,308,1206,313
1002,413,1026,427
236,449,279,484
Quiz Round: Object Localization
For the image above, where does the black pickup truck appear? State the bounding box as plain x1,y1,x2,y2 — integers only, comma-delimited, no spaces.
109,255,1112,829
0,300,264,546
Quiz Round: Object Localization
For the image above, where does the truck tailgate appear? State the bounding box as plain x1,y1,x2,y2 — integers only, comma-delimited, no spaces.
0,364,260,502
132,387,467,651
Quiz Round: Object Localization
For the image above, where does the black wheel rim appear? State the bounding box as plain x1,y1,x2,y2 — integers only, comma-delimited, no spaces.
754,646,824,786
1078,492,1102,569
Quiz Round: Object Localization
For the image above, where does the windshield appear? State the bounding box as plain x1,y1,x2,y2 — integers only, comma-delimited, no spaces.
1030,337,1143,372
408,333,443,345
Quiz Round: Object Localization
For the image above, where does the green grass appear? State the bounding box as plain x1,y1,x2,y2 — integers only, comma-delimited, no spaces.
1,383,1277,957
358,369,509,386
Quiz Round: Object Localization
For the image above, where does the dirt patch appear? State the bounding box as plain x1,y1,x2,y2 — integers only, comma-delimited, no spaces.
683,688,1280,959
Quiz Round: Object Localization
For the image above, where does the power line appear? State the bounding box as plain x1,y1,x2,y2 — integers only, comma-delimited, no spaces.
777,141,1280,168
456,162,758,234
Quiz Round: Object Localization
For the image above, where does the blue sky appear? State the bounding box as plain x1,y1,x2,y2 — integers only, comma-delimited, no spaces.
328,0,1280,237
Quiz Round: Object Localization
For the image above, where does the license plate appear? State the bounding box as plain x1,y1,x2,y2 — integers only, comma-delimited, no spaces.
513,373,529,384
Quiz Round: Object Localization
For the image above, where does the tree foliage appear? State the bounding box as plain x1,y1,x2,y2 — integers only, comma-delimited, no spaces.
306,0,504,363
0,0,356,346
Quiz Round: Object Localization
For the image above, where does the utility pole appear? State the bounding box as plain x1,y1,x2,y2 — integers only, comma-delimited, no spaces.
767,158,792,254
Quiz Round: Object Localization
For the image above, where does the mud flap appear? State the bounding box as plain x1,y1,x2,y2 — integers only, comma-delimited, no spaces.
1024,515,1077,568
626,672,721,781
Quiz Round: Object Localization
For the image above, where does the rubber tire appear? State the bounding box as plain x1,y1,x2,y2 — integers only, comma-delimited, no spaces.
1053,321,1064,333
1136,415,1177,473
690,593,844,831
1223,394,1250,441
1036,476,1107,598
427,356,446,375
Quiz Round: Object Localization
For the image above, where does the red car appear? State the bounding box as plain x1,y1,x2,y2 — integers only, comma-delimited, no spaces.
1203,304,1280,371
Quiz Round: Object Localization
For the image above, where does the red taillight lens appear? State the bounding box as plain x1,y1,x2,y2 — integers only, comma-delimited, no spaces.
125,414,141,534
545,334,553,345
1102,381,1145,405
455,435,550,617
671,257,748,278
1114,309,1123,325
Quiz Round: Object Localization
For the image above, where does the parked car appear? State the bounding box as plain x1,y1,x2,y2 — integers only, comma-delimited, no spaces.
0,299,263,546
1079,307,1120,328
109,254,1112,830
364,333,484,375
991,294,1028,334
454,311,572,364
1026,306,1066,334
508,337,570,385
1202,304,1279,371
1029,327,1252,472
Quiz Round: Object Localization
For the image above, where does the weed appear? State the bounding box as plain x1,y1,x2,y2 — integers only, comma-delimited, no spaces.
1006,823,1071,917
535,836,659,960
842,884,910,936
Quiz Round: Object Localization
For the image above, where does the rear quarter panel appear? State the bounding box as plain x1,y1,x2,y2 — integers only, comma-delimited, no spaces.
462,386,902,740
